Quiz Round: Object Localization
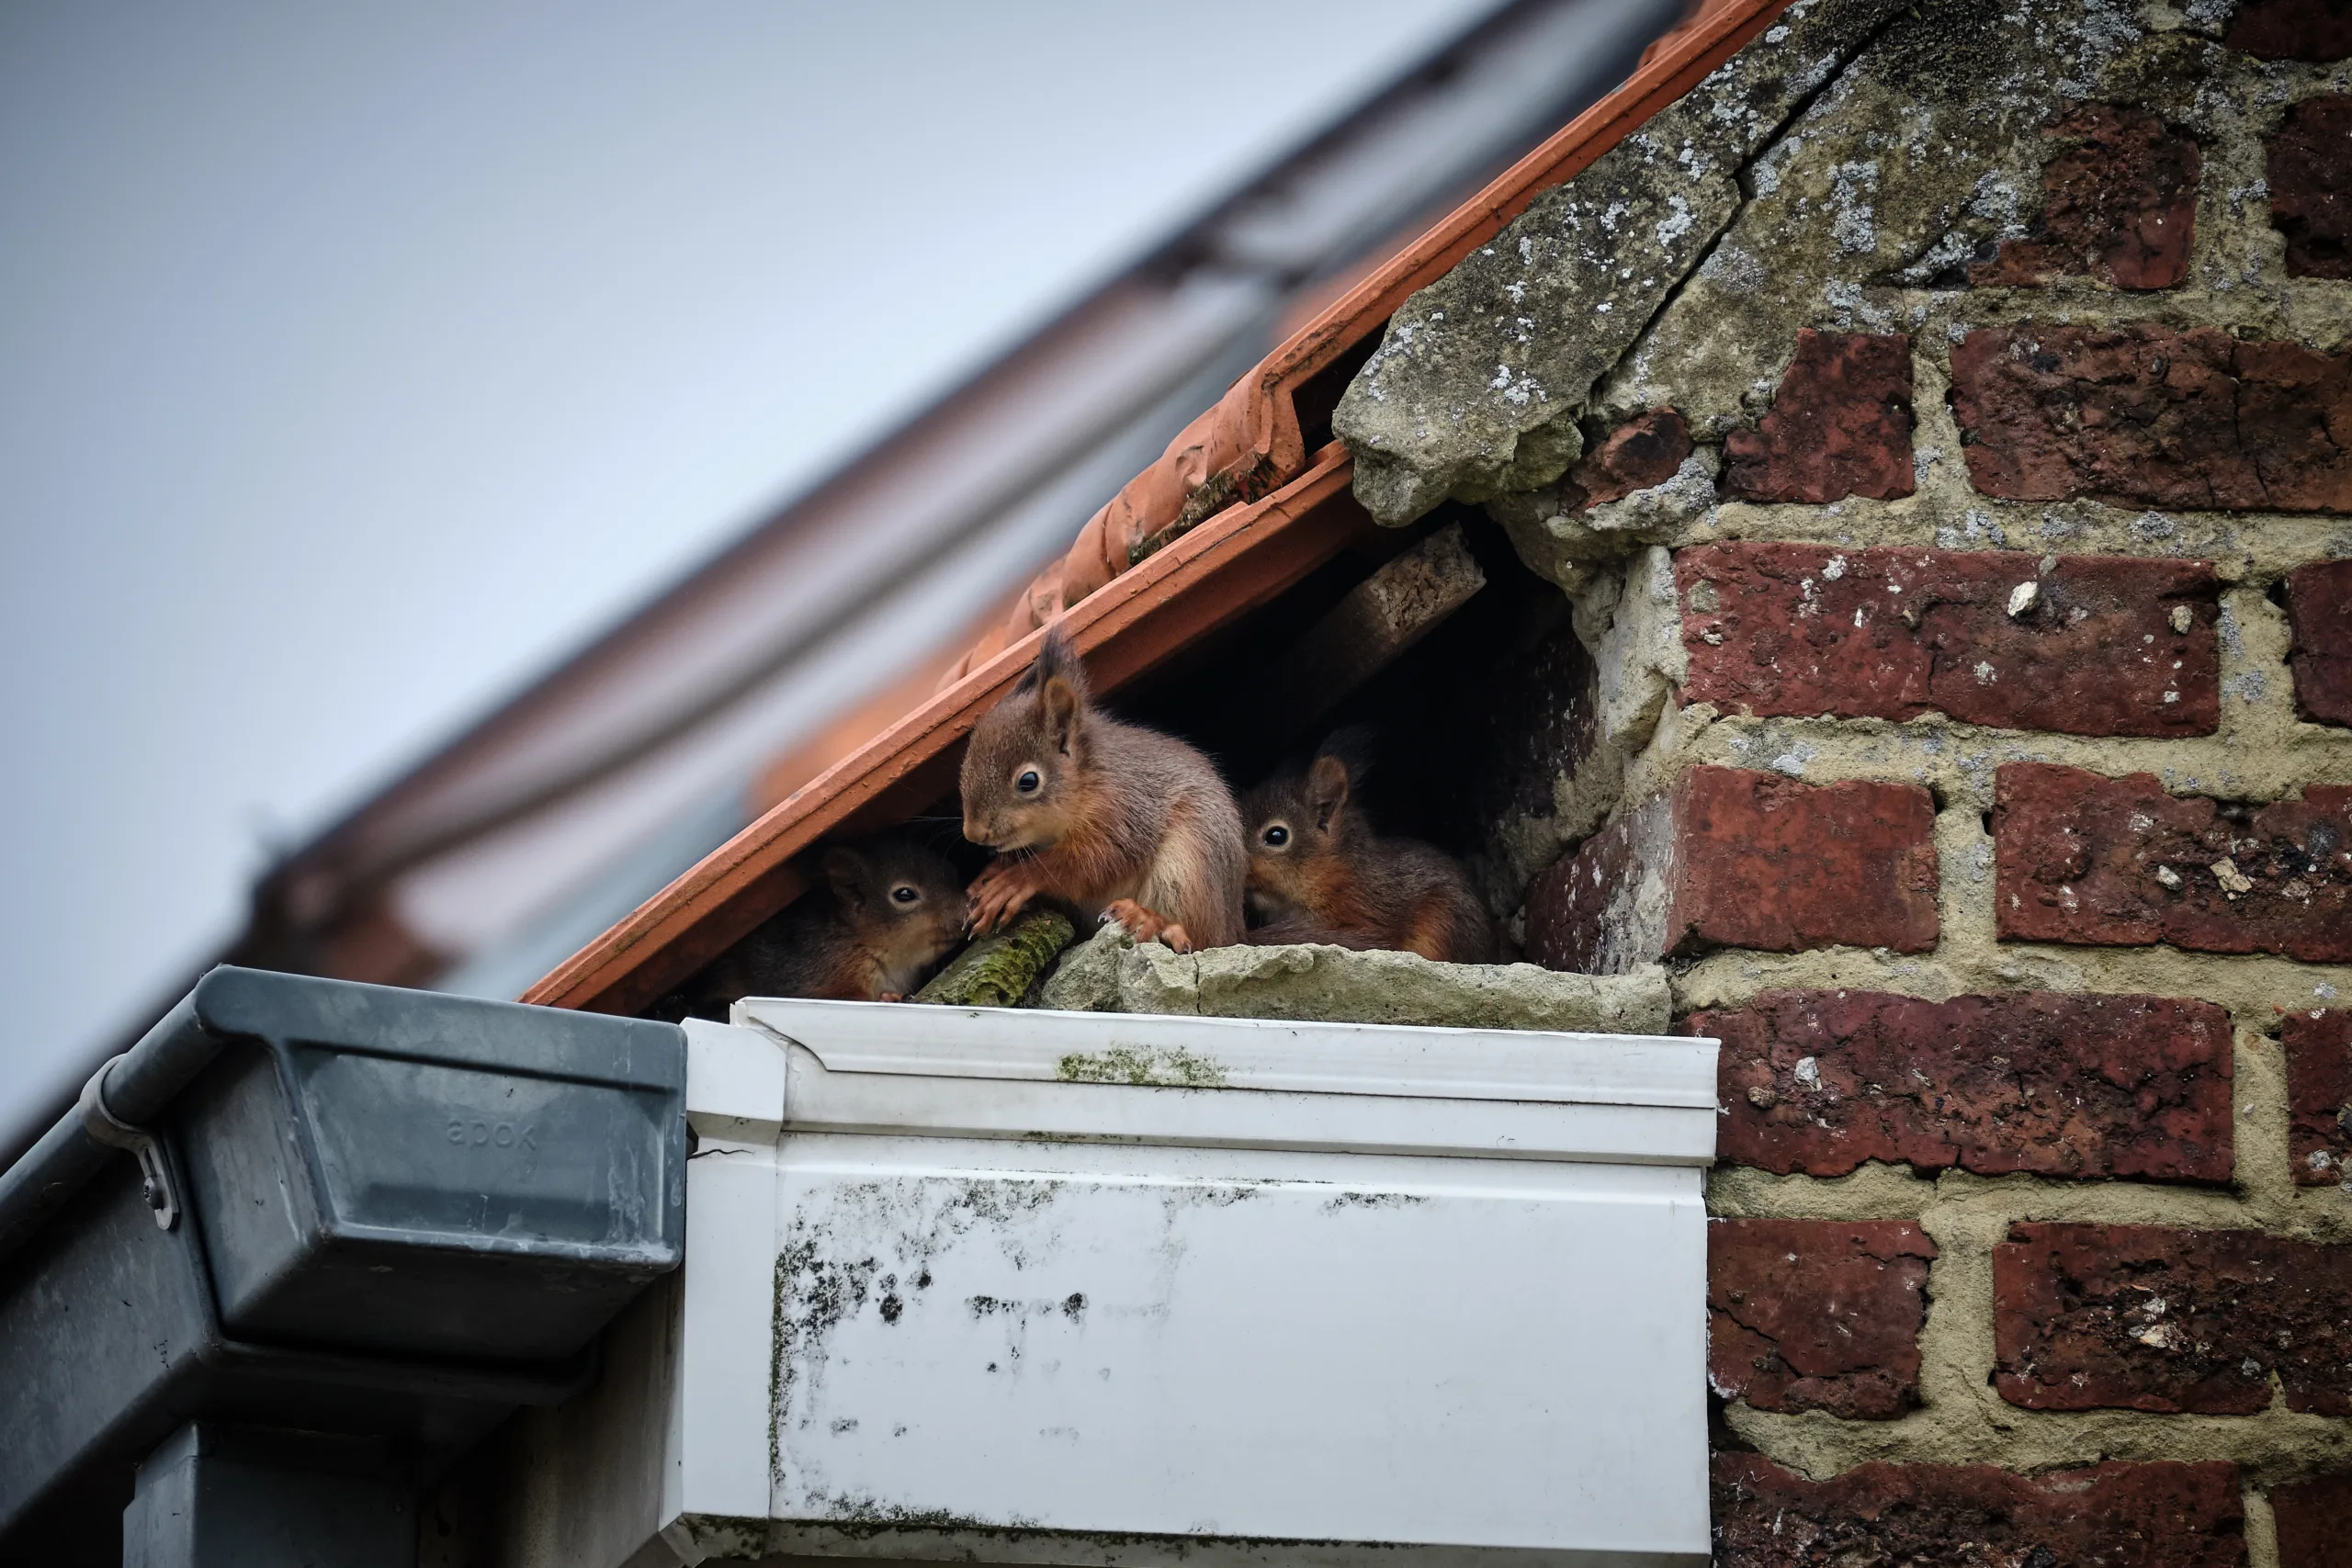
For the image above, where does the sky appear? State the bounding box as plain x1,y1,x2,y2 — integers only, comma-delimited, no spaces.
0,0,1504,1141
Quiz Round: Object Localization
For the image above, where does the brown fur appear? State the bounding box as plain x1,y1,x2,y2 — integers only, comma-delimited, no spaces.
1239,735,1494,964
960,626,1245,953
681,833,964,1016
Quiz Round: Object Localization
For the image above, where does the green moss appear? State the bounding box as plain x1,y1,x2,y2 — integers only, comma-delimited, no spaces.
911,910,1076,1008
1054,1043,1228,1088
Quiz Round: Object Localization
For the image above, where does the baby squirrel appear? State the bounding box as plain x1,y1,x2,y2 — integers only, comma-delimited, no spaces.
961,626,1245,953
681,832,964,1015
1239,731,1495,964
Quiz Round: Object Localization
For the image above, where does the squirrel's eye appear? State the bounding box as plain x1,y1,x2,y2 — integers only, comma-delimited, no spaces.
890,885,920,905
1015,769,1041,795
1263,825,1289,848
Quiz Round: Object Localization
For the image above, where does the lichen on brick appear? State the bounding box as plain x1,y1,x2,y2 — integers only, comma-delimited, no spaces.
1713,1453,2248,1568
1995,1222,2352,1416
1699,988,2235,1182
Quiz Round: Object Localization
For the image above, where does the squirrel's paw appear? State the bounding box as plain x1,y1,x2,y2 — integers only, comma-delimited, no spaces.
966,860,1041,933
1104,900,1191,953
877,991,906,1004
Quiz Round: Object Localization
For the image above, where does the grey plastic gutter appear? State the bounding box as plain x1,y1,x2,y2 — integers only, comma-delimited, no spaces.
0,987,214,1269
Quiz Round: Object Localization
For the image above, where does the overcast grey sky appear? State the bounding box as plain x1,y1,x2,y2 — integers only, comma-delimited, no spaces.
0,1,1501,1132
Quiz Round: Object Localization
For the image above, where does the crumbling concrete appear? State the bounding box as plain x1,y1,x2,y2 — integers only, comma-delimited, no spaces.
1037,925,1671,1034
1332,0,1906,526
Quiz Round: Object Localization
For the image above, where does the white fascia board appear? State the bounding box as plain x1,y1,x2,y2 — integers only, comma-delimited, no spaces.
737,998,1718,1109
684,1016,787,1143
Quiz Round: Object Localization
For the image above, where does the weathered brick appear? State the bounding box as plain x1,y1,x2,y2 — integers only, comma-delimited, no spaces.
1697,989,2233,1182
2285,558,2352,727
2269,95,2352,278
2227,0,2352,62
1557,407,1691,510
1972,104,2199,289
1709,1219,1935,1419
1526,767,1939,973
1678,545,2219,737
2285,1009,2352,1187
1994,764,2352,964
1724,331,1915,503
1995,1223,2352,1416
1950,323,2352,513
1714,1453,2246,1568
2273,1472,2352,1568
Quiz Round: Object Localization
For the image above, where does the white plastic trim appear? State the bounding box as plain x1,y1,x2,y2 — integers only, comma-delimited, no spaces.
629,1005,1717,1568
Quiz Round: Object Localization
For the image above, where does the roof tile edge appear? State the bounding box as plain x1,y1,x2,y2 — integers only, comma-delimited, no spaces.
953,0,1793,681
522,451,1360,1015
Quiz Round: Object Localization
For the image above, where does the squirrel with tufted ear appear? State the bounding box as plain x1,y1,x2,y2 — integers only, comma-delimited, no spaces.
959,625,1244,953
678,832,965,1015
1239,728,1495,964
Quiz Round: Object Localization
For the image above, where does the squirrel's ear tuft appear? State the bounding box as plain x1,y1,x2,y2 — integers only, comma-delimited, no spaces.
1306,753,1351,832
1033,624,1088,753
820,845,869,909
1029,624,1089,700
1316,725,1376,788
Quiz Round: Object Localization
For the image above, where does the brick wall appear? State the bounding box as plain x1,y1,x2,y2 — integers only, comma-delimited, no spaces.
1419,3,2352,1562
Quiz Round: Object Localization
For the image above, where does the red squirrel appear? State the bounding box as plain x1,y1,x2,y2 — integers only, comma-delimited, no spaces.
1239,731,1495,964
682,833,964,1014
960,626,1245,953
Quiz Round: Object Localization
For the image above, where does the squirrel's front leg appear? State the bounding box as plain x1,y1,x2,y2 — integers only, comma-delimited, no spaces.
967,856,1047,934
1102,899,1193,953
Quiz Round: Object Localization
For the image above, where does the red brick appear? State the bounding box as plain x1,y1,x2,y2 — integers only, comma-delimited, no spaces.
1678,545,2220,737
2285,558,2352,727
1709,1219,1935,1419
1713,1453,2246,1568
1973,105,2199,290
1696,989,2233,1182
1557,407,1691,510
1995,1223,2352,1416
2285,1009,2352,1187
2228,0,2352,61
1950,323,2352,513
1724,331,1915,503
1994,764,2352,964
1525,767,1939,973
2269,95,2352,278
2273,1472,2352,1568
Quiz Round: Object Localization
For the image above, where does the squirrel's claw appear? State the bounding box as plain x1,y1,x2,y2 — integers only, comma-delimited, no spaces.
966,859,1039,934
1103,900,1189,953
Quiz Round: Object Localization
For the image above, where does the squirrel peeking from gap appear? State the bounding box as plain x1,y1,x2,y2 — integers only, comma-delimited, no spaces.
1239,728,1496,964
960,626,1245,953
678,832,964,1016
